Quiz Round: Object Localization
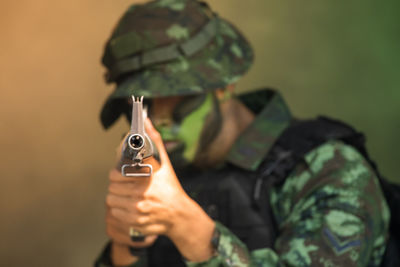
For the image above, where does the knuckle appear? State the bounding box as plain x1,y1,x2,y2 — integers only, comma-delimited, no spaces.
136,201,146,213
142,189,156,199
142,190,151,199
128,202,137,212
148,224,166,235
107,184,114,193
105,195,114,206
128,214,138,224
143,193,157,203
108,169,117,180
136,218,144,225
137,216,149,225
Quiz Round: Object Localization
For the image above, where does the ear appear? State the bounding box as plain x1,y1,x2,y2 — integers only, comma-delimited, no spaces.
226,83,236,93
215,83,236,101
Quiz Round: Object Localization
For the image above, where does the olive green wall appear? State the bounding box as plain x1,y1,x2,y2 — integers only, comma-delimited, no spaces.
0,0,398,266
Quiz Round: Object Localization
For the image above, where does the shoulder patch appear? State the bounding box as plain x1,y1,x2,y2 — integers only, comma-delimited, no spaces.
323,227,361,255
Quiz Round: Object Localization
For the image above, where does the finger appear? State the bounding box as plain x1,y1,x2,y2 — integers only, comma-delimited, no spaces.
106,210,131,236
139,224,168,236
108,206,167,237
107,224,132,245
106,194,143,212
108,183,136,197
136,200,172,224
135,215,152,225
110,208,155,232
111,207,149,225
107,210,153,236
144,118,171,165
108,182,148,197
136,199,154,213
107,223,158,247
110,208,135,224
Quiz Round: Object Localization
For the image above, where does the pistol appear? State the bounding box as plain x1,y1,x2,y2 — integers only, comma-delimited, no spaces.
117,96,153,254
119,96,154,177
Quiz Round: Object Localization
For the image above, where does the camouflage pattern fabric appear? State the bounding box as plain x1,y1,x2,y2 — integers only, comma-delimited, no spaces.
100,0,253,129
96,89,389,266
226,90,292,171
184,141,390,267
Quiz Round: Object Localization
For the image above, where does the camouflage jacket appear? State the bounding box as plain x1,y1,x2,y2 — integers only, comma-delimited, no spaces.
96,89,390,267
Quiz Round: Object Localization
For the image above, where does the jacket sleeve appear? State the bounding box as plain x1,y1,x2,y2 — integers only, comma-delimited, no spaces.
186,141,390,267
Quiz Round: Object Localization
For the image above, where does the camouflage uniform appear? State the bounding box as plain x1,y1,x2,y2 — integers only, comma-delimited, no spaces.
200,92,390,267
97,0,390,266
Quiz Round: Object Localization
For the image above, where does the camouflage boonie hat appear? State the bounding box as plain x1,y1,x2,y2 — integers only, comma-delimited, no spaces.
100,0,254,128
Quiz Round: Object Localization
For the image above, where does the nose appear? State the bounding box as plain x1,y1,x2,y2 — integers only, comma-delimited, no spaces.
148,96,184,127
151,116,173,128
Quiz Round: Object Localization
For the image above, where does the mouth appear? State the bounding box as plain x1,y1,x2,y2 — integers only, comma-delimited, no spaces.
163,140,181,152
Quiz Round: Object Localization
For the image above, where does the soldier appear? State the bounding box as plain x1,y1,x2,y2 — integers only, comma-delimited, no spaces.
95,0,390,266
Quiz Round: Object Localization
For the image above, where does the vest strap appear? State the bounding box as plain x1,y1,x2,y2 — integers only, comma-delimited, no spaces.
106,18,218,83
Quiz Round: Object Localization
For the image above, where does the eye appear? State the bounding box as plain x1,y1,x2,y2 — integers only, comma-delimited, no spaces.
143,99,152,110
172,95,206,123
143,99,152,116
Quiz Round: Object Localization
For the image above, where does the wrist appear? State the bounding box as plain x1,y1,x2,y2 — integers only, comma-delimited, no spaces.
111,242,140,266
168,196,216,262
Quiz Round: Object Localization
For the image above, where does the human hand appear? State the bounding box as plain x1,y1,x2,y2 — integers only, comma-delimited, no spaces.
105,167,158,265
105,204,157,265
106,118,215,262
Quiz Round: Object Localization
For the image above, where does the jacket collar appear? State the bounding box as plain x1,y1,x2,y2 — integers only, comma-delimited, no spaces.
225,89,292,171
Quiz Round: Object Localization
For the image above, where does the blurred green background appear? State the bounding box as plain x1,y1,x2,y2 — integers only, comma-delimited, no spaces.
0,0,398,266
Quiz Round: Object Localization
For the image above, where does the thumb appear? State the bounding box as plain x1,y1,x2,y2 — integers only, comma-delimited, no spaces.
145,118,171,166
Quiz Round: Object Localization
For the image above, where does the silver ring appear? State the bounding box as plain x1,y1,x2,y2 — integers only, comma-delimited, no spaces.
129,227,143,237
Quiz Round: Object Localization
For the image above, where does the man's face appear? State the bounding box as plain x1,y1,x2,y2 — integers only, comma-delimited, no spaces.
146,94,214,165
148,96,185,152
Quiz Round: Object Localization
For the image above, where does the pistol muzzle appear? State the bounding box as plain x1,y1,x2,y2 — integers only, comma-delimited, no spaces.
128,134,145,150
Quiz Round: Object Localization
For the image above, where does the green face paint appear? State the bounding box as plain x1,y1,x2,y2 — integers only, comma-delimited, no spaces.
155,93,214,163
